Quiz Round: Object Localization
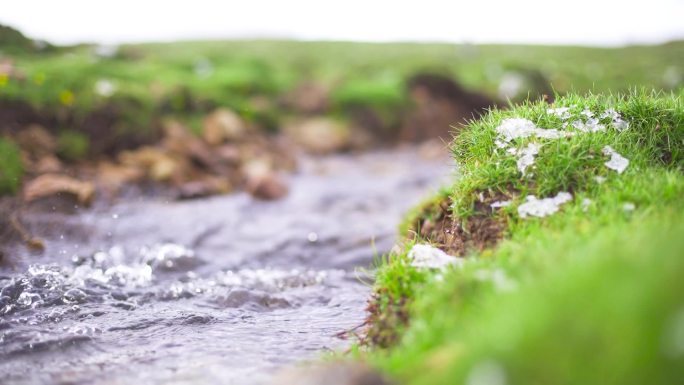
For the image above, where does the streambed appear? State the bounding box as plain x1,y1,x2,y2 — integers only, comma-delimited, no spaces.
0,147,450,385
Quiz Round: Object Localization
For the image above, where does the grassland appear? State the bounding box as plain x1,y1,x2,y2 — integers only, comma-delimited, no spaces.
360,91,684,384
2,23,684,195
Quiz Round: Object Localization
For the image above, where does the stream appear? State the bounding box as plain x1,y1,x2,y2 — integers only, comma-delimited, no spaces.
0,147,451,385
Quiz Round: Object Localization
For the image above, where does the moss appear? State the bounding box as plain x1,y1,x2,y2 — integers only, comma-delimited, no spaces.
57,130,90,161
362,92,684,385
0,138,24,195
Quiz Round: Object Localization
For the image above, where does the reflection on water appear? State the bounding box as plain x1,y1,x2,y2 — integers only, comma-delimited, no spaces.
0,148,450,385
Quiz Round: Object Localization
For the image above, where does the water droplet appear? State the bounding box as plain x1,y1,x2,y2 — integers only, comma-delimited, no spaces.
63,288,87,304
17,292,33,307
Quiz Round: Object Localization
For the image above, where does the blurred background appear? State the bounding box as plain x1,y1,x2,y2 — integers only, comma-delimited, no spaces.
1,0,684,200
2,3,684,385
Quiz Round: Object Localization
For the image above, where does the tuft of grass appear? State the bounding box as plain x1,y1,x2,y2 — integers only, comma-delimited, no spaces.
57,130,90,161
0,138,24,195
361,91,684,385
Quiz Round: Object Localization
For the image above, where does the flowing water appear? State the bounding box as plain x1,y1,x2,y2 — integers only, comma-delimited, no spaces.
0,147,451,385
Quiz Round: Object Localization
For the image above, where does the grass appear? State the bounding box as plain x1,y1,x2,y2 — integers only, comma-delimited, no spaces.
0,137,23,195
361,91,684,384
1,34,683,159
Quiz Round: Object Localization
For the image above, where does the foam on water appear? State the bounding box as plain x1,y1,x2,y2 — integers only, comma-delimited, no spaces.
0,148,451,385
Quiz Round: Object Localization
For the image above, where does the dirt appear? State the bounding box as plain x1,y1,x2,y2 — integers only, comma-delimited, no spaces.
361,190,509,350
408,192,507,256
400,73,498,142
0,100,159,157
363,288,411,349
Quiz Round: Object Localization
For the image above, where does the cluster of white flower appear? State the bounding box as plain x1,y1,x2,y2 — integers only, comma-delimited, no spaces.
551,106,630,133
489,106,632,219
408,244,464,271
517,192,573,218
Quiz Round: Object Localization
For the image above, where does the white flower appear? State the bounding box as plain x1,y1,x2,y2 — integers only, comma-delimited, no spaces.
547,107,572,120
518,192,573,218
94,79,116,97
572,118,606,133
602,145,629,174
490,200,512,209
495,118,538,142
408,244,463,271
516,142,541,175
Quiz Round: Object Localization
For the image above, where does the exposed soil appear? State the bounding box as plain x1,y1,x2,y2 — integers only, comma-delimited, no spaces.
408,192,507,256
361,191,509,349
0,99,160,156
400,73,498,142
363,288,410,349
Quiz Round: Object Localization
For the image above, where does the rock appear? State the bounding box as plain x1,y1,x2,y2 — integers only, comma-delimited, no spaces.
286,118,351,154
247,174,288,200
202,108,248,145
118,147,178,182
162,120,227,175
176,177,231,200
243,159,288,200
280,82,330,114
23,174,95,206
96,161,145,191
14,124,56,158
271,362,391,385
31,155,63,174
215,144,241,165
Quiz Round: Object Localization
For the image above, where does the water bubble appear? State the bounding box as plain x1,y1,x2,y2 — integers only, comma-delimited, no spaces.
307,232,319,243
63,288,87,304
17,292,34,307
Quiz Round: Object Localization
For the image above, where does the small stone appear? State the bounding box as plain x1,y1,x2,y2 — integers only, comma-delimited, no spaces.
23,174,96,206
286,118,351,154
203,108,248,145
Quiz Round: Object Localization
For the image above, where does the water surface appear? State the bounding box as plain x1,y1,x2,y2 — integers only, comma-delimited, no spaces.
0,148,451,384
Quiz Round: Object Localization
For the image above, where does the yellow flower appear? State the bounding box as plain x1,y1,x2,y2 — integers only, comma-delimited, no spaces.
33,73,45,85
59,90,75,106
0,73,8,87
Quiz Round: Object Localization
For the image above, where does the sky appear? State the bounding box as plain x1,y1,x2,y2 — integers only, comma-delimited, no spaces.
2,0,684,46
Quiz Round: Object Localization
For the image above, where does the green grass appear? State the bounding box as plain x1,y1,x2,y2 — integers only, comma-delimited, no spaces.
362,91,684,384
57,129,89,161
0,138,23,194
1,38,683,158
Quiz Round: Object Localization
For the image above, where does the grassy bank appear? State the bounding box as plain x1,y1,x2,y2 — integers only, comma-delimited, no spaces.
2,34,683,146
361,91,684,384
2,24,683,196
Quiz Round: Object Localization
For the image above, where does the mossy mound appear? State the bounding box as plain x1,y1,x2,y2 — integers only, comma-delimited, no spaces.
362,91,684,385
